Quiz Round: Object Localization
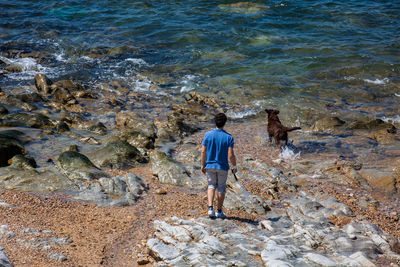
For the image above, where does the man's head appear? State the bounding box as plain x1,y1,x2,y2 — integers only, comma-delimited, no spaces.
214,113,227,129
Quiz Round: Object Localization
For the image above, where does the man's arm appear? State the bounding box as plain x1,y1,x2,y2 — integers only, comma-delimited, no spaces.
201,145,207,174
228,147,237,174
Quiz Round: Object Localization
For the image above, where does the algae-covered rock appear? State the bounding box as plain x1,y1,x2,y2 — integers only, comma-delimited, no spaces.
0,166,77,192
56,151,107,182
0,130,26,167
9,154,36,170
0,95,37,112
311,117,346,133
105,130,154,149
90,141,146,170
115,111,156,139
1,112,53,129
86,122,107,136
350,118,396,132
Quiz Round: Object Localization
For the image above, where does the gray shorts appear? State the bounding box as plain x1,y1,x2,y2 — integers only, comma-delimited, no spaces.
206,168,228,194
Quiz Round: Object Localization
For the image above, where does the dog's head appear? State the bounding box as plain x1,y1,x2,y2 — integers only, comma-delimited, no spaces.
265,109,280,121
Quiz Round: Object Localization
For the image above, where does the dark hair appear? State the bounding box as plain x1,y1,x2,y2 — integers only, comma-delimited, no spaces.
214,113,227,128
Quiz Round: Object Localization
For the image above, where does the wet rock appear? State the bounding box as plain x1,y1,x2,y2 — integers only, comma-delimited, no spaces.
52,87,77,105
3,65,22,73
311,117,346,133
1,112,53,129
56,121,70,133
0,130,26,167
34,73,53,95
62,145,79,153
50,80,84,92
56,151,107,182
185,91,223,109
156,112,200,141
105,130,154,149
0,106,8,115
9,154,36,169
350,118,396,132
15,92,46,103
359,169,398,193
0,166,77,192
0,95,37,111
150,150,200,187
86,122,107,136
90,141,146,170
116,111,156,139
73,90,97,99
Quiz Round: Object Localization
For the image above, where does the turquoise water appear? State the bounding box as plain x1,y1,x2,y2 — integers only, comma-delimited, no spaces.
1,0,399,121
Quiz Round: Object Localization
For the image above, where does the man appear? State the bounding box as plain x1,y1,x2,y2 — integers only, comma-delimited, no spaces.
201,113,237,219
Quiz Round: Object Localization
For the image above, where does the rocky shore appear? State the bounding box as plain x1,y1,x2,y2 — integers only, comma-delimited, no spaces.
0,42,400,266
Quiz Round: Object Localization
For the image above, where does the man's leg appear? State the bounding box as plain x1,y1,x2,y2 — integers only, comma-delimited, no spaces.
217,192,225,210
208,188,215,207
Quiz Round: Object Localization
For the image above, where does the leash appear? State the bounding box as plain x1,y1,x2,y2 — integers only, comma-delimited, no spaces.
231,169,238,181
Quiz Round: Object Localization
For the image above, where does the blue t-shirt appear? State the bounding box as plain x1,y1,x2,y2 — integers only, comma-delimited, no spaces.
202,128,234,171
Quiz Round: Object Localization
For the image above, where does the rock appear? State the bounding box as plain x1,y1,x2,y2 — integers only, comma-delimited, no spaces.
156,112,200,141
52,87,77,105
0,95,37,111
90,141,146,170
185,91,223,109
311,117,346,133
15,93,45,103
0,249,13,267
48,253,67,262
150,150,199,187
50,80,84,92
62,145,79,152
56,121,70,133
115,111,156,139
304,253,337,266
224,173,270,215
155,189,167,195
0,131,26,167
350,118,396,132
56,151,107,182
3,65,22,72
359,169,398,193
86,122,107,136
147,238,181,261
105,130,154,149
0,106,8,115
1,112,53,128
9,154,36,169
0,166,77,192
34,73,53,95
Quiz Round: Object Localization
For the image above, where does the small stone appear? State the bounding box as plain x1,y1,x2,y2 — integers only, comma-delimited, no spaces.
156,189,167,195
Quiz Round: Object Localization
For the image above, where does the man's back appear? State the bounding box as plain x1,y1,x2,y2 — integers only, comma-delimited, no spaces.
202,129,234,171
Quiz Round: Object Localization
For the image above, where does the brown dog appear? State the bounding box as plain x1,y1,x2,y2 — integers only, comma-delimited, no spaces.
265,109,301,149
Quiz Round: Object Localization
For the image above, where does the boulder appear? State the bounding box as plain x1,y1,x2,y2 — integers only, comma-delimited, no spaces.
115,111,156,138
50,80,84,92
56,151,107,182
9,154,36,169
0,95,37,111
0,106,8,115
311,117,346,133
34,73,53,95
90,141,146,170
52,87,77,105
156,112,200,141
0,166,77,192
150,150,200,187
105,130,154,149
86,122,107,136
350,118,396,132
0,131,26,167
1,112,53,129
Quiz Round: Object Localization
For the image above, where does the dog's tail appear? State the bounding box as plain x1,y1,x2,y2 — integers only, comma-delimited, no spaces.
285,127,301,132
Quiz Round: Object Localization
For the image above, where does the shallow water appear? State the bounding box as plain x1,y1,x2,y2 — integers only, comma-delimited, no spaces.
1,0,399,120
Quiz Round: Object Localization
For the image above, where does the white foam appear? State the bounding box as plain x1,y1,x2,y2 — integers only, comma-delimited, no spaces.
363,78,389,85
382,115,400,124
0,56,40,71
132,74,153,91
179,74,199,93
279,146,301,160
227,109,258,119
395,93,400,97
125,58,148,66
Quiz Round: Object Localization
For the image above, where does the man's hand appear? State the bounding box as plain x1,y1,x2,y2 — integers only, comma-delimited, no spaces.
201,166,206,174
